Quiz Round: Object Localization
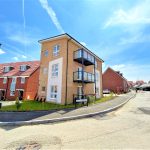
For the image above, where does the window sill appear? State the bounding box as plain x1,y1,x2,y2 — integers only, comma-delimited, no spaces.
50,98,57,100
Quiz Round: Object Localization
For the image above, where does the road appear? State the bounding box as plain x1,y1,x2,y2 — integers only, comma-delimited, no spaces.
0,91,150,149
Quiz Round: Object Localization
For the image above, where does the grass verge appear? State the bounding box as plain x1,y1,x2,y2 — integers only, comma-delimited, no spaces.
0,94,116,111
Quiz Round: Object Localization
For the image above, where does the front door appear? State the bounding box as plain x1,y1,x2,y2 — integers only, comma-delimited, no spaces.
0,90,5,100
18,90,24,100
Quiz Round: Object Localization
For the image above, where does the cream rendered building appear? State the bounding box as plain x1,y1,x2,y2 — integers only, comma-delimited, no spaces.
38,33,104,104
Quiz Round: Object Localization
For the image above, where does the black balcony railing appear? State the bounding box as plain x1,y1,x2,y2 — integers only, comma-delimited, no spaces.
74,49,95,66
73,71,94,83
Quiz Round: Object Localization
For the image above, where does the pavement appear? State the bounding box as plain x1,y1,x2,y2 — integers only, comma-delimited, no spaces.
0,91,149,149
0,92,135,125
0,101,16,107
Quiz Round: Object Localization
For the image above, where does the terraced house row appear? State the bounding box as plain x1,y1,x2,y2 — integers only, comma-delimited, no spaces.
0,61,40,100
0,33,104,104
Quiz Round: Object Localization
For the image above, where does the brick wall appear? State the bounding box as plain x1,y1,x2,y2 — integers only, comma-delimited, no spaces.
103,68,128,93
25,68,40,100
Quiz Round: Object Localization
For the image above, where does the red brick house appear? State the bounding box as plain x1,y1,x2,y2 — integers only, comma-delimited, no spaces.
0,61,40,101
103,67,129,94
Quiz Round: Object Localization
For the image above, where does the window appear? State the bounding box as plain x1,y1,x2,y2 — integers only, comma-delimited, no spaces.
43,67,48,75
52,64,58,77
20,65,27,71
96,73,99,81
44,50,49,56
77,86,83,99
10,91,15,96
53,45,60,56
3,66,10,72
3,77,7,84
95,61,98,68
50,85,57,99
42,86,46,92
21,77,25,84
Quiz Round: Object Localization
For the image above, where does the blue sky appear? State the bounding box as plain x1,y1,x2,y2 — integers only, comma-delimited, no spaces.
0,0,150,82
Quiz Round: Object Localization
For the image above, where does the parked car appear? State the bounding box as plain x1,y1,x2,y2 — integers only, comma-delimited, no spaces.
103,89,111,94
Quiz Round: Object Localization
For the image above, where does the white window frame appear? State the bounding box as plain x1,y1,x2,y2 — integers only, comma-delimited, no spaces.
50,85,58,99
20,65,27,71
44,50,49,56
3,77,7,84
4,66,10,72
52,64,58,77
53,45,60,56
21,77,25,84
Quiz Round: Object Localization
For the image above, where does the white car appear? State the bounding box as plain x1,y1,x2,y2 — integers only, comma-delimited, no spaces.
103,89,111,94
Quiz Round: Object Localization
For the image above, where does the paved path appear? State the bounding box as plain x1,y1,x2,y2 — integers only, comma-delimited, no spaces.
0,101,16,107
0,91,149,149
0,92,134,122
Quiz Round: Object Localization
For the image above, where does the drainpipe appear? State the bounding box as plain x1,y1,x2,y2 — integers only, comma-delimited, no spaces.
65,38,72,105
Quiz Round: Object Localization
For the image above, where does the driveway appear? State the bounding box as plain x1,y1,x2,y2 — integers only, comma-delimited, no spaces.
0,91,150,149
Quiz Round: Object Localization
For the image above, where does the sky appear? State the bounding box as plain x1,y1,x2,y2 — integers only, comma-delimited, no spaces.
0,0,150,82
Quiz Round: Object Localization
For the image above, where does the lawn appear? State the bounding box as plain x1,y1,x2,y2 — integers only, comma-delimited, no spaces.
0,101,74,111
95,94,116,104
0,94,116,111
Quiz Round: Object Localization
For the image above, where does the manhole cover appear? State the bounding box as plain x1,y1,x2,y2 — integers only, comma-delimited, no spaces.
16,142,41,150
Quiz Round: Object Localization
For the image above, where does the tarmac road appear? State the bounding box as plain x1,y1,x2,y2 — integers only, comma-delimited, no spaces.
0,91,150,149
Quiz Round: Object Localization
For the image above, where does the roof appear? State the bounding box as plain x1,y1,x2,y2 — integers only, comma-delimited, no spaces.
103,67,128,82
0,61,40,77
38,33,104,63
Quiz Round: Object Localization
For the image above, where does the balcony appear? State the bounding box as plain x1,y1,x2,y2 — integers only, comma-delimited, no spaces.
74,49,95,66
73,71,95,83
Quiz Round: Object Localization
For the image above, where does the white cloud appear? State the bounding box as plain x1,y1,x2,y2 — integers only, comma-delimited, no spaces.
8,31,36,45
1,22,40,46
104,0,150,28
119,33,150,45
21,55,27,59
80,41,87,47
111,64,125,71
12,57,19,61
0,48,5,54
39,0,64,33
111,64,150,82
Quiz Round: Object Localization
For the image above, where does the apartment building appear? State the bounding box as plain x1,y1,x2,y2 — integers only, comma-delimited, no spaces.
38,33,103,104
0,61,40,100
103,67,129,94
